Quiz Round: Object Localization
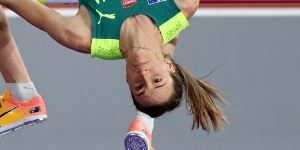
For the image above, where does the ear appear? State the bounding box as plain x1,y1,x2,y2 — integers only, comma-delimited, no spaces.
164,59,176,73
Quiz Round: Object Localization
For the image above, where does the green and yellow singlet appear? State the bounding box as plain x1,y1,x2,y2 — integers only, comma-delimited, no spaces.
79,0,189,60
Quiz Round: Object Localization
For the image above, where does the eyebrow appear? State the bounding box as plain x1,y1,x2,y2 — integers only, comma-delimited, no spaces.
136,82,167,97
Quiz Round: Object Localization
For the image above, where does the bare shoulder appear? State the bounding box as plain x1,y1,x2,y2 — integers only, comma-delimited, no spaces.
174,0,199,20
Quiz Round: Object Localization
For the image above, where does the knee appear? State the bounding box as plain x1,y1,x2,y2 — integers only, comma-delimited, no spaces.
0,18,10,47
0,20,8,31
0,8,9,32
0,20,9,34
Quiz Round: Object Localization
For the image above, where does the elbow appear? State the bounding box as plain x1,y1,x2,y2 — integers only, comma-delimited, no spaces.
181,0,199,19
191,0,200,14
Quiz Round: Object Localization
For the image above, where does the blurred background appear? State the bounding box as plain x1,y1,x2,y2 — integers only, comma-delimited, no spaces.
1,0,300,150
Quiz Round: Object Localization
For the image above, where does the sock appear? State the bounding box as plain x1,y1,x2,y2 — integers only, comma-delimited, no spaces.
136,111,154,133
6,82,39,102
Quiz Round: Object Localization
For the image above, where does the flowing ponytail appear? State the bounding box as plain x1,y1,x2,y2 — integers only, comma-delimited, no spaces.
170,58,228,131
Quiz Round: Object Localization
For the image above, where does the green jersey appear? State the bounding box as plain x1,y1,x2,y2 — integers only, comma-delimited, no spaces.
79,0,189,60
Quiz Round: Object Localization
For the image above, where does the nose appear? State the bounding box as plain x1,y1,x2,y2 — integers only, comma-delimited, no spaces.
139,69,149,74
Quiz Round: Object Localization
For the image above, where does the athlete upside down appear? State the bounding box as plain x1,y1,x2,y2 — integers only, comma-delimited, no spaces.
0,0,227,149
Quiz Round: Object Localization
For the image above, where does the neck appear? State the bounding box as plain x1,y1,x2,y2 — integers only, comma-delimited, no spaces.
120,15,163,59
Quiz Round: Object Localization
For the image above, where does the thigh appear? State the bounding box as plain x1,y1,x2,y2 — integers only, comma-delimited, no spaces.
47,5,92,54
174,0,199,20
2,3,92,54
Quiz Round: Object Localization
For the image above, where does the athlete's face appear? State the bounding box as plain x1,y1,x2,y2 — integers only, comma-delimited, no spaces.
126,50,175,107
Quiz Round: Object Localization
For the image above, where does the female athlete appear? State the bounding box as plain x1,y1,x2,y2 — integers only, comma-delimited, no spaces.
0,0,227,149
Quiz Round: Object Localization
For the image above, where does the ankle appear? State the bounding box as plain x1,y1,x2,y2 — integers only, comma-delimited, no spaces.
6,82,39,102
136,111,154,133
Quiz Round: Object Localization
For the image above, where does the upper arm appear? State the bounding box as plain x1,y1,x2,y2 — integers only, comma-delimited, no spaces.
162,0,198,56
3,0,91,53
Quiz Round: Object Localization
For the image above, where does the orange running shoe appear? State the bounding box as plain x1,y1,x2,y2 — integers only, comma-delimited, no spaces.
124,119,154,150
0,89,47,137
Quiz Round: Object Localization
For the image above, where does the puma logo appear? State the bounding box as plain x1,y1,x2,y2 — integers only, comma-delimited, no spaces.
96,9,116,24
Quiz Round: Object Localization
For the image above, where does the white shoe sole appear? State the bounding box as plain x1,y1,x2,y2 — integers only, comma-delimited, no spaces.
0,115,47,138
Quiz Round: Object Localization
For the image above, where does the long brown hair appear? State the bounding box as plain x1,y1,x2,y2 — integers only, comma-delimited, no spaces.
131,57,228,132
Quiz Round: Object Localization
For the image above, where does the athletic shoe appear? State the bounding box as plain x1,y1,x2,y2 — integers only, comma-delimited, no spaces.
0,89,47,137
124,119,154,150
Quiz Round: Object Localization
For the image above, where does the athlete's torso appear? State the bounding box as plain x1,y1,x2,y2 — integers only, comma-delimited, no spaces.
79,0,189,60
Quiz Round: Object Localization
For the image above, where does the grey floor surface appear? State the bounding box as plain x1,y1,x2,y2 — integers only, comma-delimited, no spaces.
1,17,300,150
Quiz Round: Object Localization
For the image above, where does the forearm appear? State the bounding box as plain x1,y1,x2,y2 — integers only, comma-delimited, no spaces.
3,0,65,31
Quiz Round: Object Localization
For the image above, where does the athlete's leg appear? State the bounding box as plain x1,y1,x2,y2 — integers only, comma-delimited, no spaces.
0,5,47,137
0,5,30,83
1,0,91,53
